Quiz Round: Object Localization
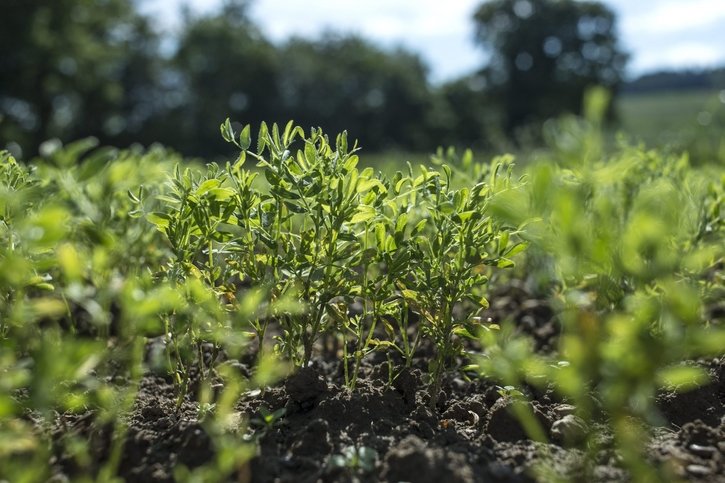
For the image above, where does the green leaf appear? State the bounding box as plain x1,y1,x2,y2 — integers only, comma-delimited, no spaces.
453,326,477,340
216,223,244,235
265,168,281,186
498,231,510,254
343,155,359,172
196,179,221,196
375,223,386,251
282,120,295,146
657,365,709,392
411,219,427,236
209,187,234,201
439,201,455,214
385,234,397,251
220,118,235,144
239,124,252,151
283,200,306,214
356,178,386,194
368,340,400,354
401,289,419,302
442,164,452,183
395,177,408,194
350,205,376,224
304,142,316,166
395,213,408,234
146,212,170,230
505,242,527,258
456,210,476,223
496,258,515,268
257,121,269,153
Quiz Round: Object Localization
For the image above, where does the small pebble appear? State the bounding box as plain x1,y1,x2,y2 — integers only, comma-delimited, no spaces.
686,464,711,477
551,415,588,444
689,444,716,459
451,378,467,391
553,404,577,418
468,410,480,426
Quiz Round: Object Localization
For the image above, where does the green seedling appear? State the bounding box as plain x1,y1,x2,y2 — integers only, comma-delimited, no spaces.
252,406,287,428
496,385,525,399
221,120,390,367
400,159,525,409
329,445,378,475
248,406,286,439
474,91,725,481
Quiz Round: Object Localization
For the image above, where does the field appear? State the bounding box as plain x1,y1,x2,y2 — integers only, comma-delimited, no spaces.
0,93,724,482
363,88,725,174
616,89,725,164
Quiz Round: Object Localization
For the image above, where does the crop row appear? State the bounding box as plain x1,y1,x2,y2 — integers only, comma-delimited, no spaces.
0,100,723,480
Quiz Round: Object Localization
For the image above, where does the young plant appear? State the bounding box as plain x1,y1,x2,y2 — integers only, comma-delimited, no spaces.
401,159,525,409
249,406,287,437
329,445,378,476
475,92,725,480
146,162,237,286
334,168,419,388
222,120,388,367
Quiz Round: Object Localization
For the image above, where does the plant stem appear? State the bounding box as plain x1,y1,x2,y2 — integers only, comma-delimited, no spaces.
429,303,453,410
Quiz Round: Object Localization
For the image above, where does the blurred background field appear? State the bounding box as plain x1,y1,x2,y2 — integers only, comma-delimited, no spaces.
362,84,725,173
1,0,724,165
618,88,725,161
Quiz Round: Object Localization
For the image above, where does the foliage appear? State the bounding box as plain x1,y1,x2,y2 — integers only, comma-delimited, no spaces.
0,108,722,481
148,120,519,390
0,0,163,152
1,0,641,160
399,153,525,407
0,143,277,481
0,0,442,157
473,0,628,135
170,0,280,157
278,34,434,151
431,75,504,151
472,90,724,481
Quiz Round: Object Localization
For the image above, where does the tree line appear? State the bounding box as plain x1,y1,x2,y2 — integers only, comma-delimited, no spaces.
622,68,725,95
0,0,628,158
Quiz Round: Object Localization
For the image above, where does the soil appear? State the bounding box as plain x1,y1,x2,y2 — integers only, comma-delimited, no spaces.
45,285,724,482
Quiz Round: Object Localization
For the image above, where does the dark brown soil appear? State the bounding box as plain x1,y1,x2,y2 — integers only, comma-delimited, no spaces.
45,354,724,482
44,286,724,482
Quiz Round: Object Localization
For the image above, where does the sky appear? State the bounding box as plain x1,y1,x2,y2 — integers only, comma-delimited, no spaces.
141,0,725,83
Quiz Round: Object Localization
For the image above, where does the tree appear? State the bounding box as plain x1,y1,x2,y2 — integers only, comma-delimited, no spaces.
473,0,628,135
432,74,502,150
277,34,434,151
0,0,162,155
170,0,280,156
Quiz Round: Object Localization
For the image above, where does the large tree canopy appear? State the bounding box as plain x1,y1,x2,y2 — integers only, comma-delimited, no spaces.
278,34,434,151
170,0,280,156
0,0,161,154
473,0,628,135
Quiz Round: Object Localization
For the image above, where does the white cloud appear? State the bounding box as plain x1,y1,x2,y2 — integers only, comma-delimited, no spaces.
249,0,482,81
143,0,725,79
635,42,725,71
250,0,480,40
621,0,725,35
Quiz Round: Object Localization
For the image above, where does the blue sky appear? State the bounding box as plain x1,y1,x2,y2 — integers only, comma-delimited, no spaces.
141,0,725,82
